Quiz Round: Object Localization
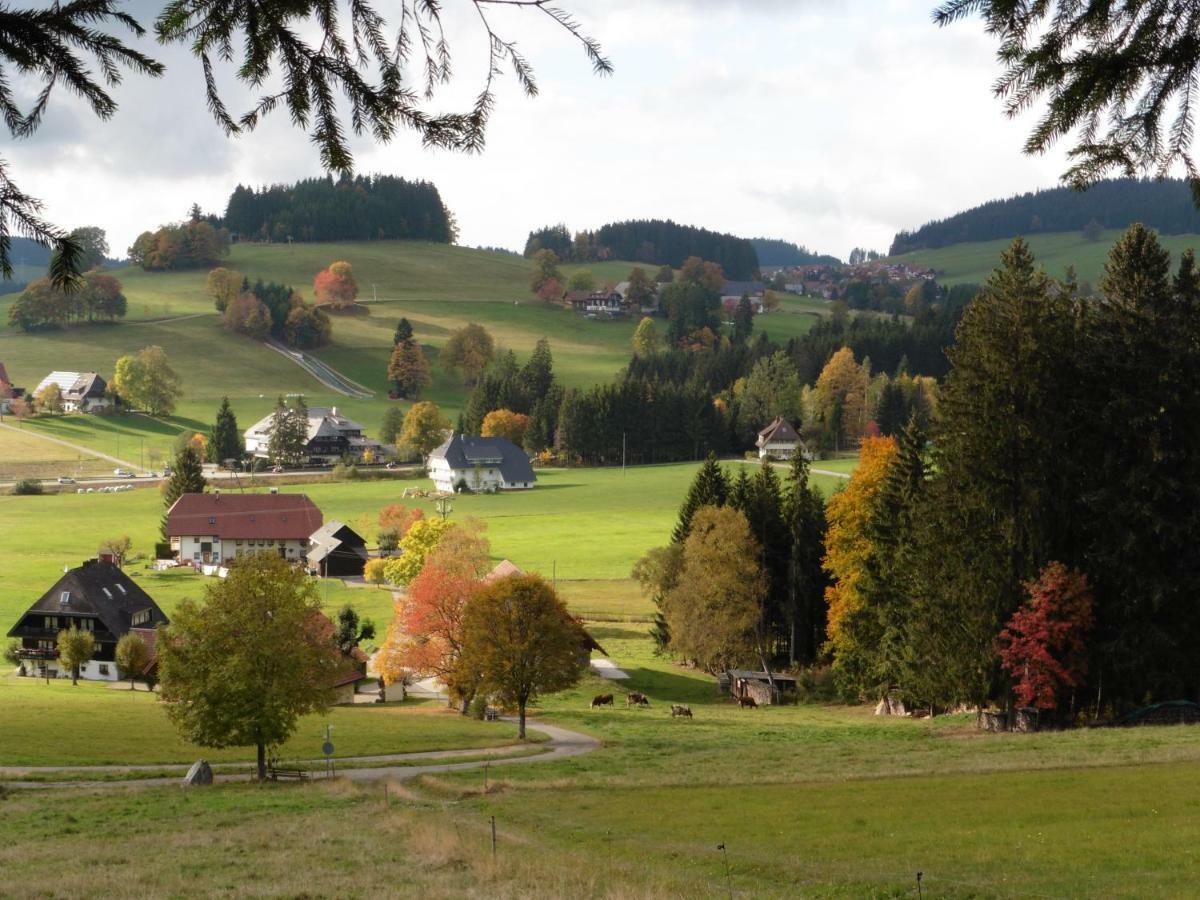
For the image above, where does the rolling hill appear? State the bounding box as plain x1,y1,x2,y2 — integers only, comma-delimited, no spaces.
0,241,819,472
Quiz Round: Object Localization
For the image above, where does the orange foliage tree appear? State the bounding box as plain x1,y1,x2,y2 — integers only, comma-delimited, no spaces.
481,409,530,446
822,436,898,659
378,504,424,538
313,260,358,308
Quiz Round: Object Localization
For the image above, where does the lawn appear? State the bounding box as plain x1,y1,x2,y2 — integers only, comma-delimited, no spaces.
0,676,531,766
0,425,116,480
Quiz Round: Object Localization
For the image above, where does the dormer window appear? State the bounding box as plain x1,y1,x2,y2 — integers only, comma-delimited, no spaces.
59,591,70,605
116,584,126,595
208,516,216,525
102,588,112,599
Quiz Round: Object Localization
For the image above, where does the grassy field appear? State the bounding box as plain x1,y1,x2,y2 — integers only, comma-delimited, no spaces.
891,228,1200,286
0,463,847,628
3,624,1199,895
0,676,531,766
0,241,814,472
0,426,116,480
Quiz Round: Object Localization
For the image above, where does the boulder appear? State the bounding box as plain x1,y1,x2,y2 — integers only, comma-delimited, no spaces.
184,759,213,786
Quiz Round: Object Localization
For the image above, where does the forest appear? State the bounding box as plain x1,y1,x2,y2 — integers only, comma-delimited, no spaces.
890,178,1200,254
750,237,840,267
523,219,759,279
222,175,455,244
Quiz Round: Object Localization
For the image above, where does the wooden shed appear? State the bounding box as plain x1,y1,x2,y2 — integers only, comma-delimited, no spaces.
725,669,799,706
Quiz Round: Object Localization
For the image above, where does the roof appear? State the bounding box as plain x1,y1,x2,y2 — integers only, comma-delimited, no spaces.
165,492,323,541
563,290,591,303
0,362,9,386
34,371,106,400
757,415,800,447
430,433,536,485
308,520,369,565
309,611,369,687
721,280,766,297
7,560,168,639
727,669,799,683
245,406,366,445
484,559,524,582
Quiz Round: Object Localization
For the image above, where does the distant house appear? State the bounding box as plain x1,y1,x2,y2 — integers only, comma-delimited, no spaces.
165,491,323,565
32,371,112,413
566,289,625,316
6,559,169,682
757,416,807,460
309,610,369,703
428,433,537,493
0,362,17,413
720,281,767,313
307,520,369,578
243,406,383,465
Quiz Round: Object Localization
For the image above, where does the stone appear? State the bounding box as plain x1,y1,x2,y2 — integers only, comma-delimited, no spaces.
184,759,213,786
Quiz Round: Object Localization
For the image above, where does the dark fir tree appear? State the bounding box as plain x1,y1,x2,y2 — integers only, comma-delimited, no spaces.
161,446,207,539
783,452,828,665
671,455,729,543
733,294,754,344
394,318,413,345
521,338,555,402
210,397,243,467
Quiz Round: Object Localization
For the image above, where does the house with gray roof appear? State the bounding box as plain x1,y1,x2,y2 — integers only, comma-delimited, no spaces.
243,405,384,464
720,280,767,313
32,371,111,412
6,559,169,681
757,415,808,460
428,433,537,493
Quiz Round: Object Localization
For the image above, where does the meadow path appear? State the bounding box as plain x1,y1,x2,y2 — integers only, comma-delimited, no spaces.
263,338,374,399
733,457,851,480
0,719,598,790
0,421,146,473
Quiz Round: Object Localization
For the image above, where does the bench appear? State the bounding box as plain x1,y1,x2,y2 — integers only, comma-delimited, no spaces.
484,707,500,721
267,766,310,782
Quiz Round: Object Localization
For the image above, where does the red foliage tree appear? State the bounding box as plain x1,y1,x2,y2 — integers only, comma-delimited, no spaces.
386,564,480,704
996,562,1094,710
378,504,424,538
313,260,358,308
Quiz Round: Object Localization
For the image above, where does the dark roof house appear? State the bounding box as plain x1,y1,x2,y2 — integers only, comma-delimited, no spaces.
308,520,369,577
7,560,169,680
33,371,111,412
756,416,806,460
428,433,537,493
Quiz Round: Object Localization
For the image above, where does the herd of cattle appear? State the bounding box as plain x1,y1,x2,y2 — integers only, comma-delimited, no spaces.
588,691,759,717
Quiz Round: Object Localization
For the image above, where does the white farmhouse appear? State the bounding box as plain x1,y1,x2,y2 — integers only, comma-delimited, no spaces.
428,433,537,493
164,491,324,565
756,416,808,460
33,371,112,412
244,406,384,464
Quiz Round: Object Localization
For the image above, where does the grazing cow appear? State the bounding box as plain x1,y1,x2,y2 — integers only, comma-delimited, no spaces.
738,696,758,709
626,691,650,708
671,704,693,719
590,693,614,709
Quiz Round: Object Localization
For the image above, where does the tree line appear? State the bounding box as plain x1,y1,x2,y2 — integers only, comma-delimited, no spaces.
750,237,840,267
129,209,231,271
890,178,1200,255
523,219,759,279
223,175,455,244
7,271,127,331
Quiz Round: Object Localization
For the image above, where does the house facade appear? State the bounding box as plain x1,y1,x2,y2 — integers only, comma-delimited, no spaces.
428,433,537,493
6,560,168,681
307,520,369,577
756,415,808,460
165,491,324,565
244,406,384,464
33,371,112,412
0,362,17,413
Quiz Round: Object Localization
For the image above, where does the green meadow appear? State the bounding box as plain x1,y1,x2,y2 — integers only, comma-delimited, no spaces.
891,228,1200,286
0,241,815,471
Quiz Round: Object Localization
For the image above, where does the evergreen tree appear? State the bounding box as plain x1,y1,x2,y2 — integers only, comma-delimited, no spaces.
161,445,207,539
671,455,729,543
733,294,754,343
728,466,752,516
521,338,555,401
394,317,414,345
783,452,828,665
210,396,243,467
266,396,291,465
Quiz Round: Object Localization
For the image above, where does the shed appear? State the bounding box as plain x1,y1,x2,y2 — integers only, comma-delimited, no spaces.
725,669,799,706
308,520,369,577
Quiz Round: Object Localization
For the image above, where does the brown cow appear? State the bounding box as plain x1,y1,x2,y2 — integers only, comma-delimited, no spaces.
670,704,692,718
738,696,758,709
590,693,614,709
626,691,650,708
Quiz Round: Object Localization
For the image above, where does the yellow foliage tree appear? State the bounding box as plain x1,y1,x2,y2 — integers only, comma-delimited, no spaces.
822,436,898,654
815,346,869,448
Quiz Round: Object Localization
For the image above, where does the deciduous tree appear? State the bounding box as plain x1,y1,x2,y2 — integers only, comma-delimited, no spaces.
115,632,150,690
57,625,96,686
442,324,495,386
111,345,181,416
632,316,660,357
529,249,562,295
398,401,451,460
98,535,133,568
387,340,432,399
458,573,590,738
481,409,530,445
382,518,455,585
159,554,341,781
313,260,358,308
206,267,244,312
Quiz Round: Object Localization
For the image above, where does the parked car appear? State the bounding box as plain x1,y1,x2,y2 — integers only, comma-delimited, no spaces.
57,476,75,484
113,468,131,477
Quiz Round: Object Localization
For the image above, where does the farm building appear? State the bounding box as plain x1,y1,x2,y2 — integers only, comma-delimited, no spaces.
6,559,168,682
720,280,766,313
721,669,799,706
756,416,807,460
165,491,323,565
243,406,384,465
428,433,537,493
32,371,112,413
307,520,369,577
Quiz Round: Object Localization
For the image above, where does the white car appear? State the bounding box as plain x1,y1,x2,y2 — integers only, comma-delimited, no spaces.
113,468,132,477
57,476,75,484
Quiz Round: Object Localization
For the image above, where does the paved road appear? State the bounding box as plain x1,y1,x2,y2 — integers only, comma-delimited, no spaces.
0,718,599,790
264,338,374,399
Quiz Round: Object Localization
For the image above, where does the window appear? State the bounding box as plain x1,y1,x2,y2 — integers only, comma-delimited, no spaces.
44,615,58,630
208,516,216,525
59,591,70,605
116,584,126,595
79,618,94,631
236,540,243,546
193,552,200,560
37,640,53,650
102,588,112,599
98,664,109,676
132,609,150,626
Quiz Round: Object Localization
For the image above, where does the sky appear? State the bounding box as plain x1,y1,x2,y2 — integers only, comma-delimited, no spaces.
8,0,1076,261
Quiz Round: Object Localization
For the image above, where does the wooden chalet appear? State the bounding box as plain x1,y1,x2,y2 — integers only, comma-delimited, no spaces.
307,520,369,577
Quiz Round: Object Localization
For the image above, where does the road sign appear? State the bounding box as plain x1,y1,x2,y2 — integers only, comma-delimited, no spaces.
322,741,334,756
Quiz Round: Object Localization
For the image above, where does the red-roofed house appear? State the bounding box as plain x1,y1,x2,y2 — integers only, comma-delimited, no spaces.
165,491,323,565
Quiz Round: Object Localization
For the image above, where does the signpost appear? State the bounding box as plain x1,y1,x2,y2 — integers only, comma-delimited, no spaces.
323,724,334,777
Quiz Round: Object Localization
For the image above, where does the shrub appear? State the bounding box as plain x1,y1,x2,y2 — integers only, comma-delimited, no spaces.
330,463,360,481
377,529,400,555
154,541,173,560
13,478,43,495
468,695,489,720
363,559,389,585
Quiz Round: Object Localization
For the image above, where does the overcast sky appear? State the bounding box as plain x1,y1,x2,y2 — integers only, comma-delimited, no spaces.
8,0,1075,261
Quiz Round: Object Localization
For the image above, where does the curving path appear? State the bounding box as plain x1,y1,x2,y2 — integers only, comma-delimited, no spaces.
0,718,599,790
263,338,375,399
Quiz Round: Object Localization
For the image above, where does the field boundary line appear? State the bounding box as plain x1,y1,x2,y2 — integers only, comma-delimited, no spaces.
0,421,146,473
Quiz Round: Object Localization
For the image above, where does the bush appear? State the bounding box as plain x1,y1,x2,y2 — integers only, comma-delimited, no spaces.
330,463,360,481
154,541,173,560
468,695,489,720
377,529,399,554
13,478,43,495
363,558,389,585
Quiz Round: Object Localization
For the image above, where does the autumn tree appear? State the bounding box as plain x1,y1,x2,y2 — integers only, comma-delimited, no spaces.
159,554,342,781
458,573,590,738
35,382,63,415
481,409,530,445
632,316,660,357
223,292,273,338
398,401,451,460
206,267,243,312
57,625,96,685
378,504,424,539
679,256,725,293
115,632,150,690
996,562,1094,712
98,535,133,568
442,323,495,386
111,345,182,416
567,269,595,292
382,518,455,585
632,542,684,653
655,264,675,283
625,266,655,309
387,339,432,399
313,260,358,308
664,505,769,673
529,248,562,295
814,347,868,451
